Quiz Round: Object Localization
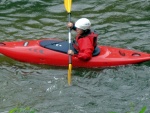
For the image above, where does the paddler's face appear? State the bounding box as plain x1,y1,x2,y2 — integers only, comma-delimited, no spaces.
76,28,84,35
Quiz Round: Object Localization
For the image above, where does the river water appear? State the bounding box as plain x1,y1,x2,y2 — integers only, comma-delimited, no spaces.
0,0,150,113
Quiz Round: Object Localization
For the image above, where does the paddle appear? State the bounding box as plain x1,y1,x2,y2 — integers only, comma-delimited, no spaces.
64,0,72,85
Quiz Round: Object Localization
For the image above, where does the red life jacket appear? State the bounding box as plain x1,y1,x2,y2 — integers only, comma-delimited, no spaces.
73,31,98,61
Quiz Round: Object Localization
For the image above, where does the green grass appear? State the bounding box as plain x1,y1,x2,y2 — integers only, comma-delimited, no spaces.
9,106,147,113
109,106,147,113
139,106,147,113
9,107,36,113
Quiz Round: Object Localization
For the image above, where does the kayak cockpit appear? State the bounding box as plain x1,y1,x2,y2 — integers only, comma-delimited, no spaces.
39,40,100,56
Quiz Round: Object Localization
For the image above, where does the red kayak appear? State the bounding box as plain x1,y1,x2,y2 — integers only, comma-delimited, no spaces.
0,38,150,68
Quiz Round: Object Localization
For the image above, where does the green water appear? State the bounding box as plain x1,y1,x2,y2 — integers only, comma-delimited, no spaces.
0,0,150,113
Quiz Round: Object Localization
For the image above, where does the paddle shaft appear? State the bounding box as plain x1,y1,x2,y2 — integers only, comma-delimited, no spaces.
64,0,72,85
68,13,72,64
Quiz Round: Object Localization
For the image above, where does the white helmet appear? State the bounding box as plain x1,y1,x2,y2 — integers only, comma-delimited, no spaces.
75,18,91,30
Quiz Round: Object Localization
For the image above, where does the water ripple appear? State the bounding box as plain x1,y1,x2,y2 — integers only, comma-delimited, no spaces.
0,0,150,113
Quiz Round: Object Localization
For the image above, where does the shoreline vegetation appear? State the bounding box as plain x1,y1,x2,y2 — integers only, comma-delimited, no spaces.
8,106,147,113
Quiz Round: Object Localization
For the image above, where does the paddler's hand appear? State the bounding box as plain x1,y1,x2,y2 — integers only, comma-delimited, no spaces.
68,50,74,55
67,22,73,28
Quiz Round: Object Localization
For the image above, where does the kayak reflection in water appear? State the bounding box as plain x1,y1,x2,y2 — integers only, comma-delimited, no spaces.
67,18,98,61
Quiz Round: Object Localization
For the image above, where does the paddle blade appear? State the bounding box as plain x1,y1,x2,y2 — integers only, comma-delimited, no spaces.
68,64,72,85
64,0,72,13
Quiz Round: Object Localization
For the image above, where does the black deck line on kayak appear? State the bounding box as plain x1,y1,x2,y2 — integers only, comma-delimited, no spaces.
0,42,6,46
39,40,100,56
